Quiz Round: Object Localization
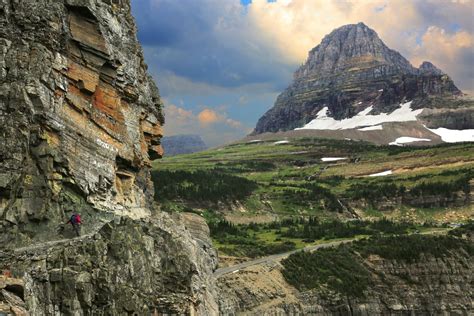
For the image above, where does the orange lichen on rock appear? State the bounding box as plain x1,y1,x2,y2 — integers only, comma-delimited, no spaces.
67,61,100,93
90,84,127,138
93,84,122,117
141,120,163,137
43,130,60,147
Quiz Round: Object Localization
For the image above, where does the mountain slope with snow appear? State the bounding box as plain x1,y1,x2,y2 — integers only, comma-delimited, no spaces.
252,23,474,145
296,101,422,131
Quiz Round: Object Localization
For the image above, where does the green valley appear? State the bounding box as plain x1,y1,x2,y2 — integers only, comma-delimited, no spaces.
152,137,473,257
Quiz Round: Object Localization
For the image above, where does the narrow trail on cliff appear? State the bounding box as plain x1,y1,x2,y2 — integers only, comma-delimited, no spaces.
12,219,114,255
214,229,449,278
13,234,96,254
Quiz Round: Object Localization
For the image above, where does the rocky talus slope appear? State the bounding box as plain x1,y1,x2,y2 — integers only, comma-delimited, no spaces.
253,22,473,137
218,245,474,315
0,0,218,314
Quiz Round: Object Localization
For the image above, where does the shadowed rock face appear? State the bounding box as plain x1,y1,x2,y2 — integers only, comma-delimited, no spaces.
0,0,219,314
0,214,219,315
253,22,466,134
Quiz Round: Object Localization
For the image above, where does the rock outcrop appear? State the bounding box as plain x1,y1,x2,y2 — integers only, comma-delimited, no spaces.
162,134,207,156
218,247,474,315
0,213,218,315
0,0,218,314
0,275,27,315
253,22,472,135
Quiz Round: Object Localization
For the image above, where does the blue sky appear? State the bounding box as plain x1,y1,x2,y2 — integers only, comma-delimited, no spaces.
130,0,474,147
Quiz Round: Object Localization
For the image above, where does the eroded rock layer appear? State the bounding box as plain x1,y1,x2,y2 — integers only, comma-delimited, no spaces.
0,0,163,241
0,213,218,315
0,0,219,314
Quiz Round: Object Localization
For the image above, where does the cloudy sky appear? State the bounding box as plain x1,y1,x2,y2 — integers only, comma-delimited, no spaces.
130,0,474,147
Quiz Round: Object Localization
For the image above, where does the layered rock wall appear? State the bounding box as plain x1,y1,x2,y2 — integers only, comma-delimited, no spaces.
218,251,474,315
0,213,219,315
0,0,163,243
0,0,219,314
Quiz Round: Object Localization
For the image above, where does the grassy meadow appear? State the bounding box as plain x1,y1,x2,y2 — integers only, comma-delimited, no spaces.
151,137,473,257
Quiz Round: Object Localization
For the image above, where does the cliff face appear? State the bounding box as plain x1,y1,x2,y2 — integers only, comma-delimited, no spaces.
0,0,218,314
218,250,474,315
162,134,207,156
1,213,219,315
253,22,471,135
1,0,164,238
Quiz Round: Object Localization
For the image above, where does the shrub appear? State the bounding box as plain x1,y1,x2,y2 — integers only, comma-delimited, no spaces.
282,247,371,297
353,235,474,262
151,169,257,202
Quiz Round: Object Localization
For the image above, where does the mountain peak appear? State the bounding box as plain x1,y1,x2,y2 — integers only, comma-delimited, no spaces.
419,61,445,75
329,21,372,33
295,22,416,80
254,23,465,135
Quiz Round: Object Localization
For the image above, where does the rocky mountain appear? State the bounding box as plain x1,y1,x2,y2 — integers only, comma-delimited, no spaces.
162,134,207,156
218,236,474,315
253,23,474,144
0,0,218,314
0,3,472,314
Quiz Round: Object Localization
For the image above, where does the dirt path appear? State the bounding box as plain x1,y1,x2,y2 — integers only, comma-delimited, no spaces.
213,239,355,278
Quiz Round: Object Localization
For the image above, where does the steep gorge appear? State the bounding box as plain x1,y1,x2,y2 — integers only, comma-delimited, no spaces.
0,0,218,314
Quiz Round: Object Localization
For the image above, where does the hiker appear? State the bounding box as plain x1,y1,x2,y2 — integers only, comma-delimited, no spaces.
66,211,82,237
2,266,12,278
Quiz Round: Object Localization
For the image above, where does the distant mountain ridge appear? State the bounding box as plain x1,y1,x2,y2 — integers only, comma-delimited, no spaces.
162,134,207,156
252,22,473,143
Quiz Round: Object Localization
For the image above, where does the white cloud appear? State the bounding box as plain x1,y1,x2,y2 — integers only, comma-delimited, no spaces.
246,0,473,91
133,0,474,146
411,26,473,90
150,69,283,98
163,100,249,147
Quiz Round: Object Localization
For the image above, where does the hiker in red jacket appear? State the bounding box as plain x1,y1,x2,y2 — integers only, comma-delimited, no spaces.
66,211,82,237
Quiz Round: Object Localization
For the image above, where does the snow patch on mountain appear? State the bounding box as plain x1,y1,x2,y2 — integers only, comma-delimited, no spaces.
321,157,348,162
296,101,423,130
368,170,393,177
426,127,474,143
358,125,383,131
389,137,431,146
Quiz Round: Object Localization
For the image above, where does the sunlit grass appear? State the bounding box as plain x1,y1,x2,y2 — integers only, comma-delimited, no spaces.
153,138,474,222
